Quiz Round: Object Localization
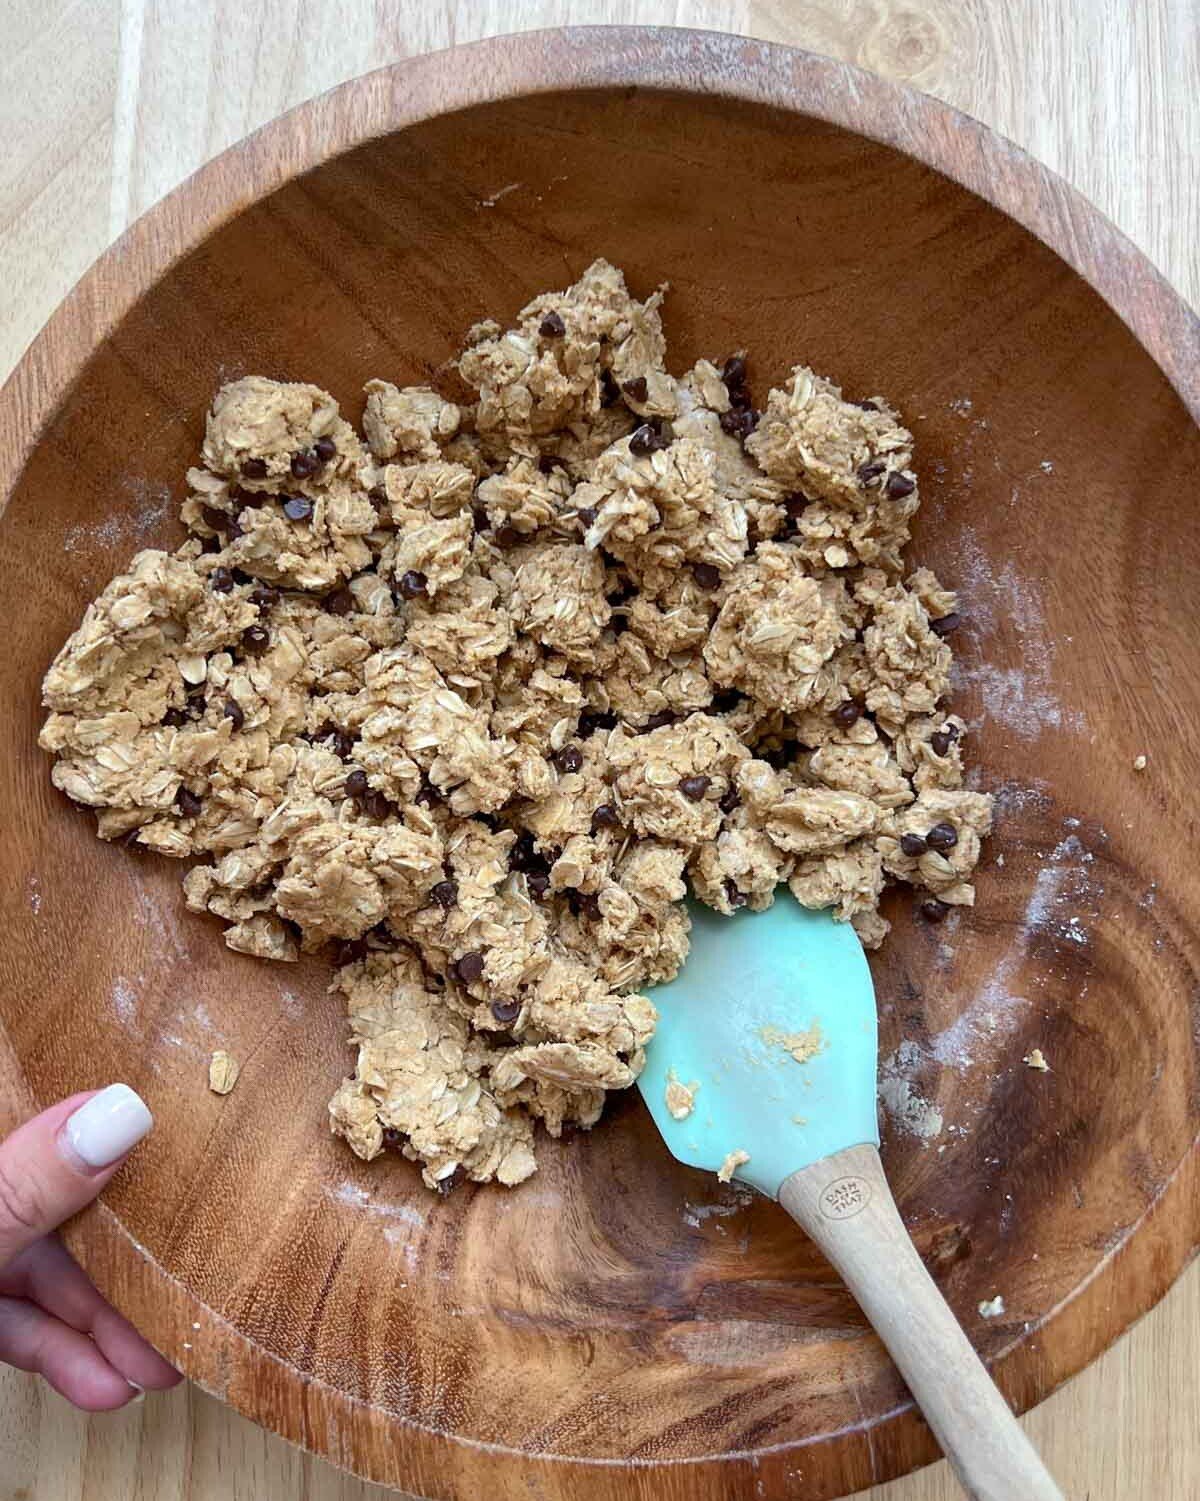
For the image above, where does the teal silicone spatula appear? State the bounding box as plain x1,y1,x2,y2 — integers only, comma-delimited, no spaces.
640,899,1063,1501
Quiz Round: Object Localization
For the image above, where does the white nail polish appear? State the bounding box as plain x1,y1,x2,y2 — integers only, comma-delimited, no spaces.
62,1084,153,1169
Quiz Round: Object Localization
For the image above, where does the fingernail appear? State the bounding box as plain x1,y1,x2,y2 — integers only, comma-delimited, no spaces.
61,1084,153,1169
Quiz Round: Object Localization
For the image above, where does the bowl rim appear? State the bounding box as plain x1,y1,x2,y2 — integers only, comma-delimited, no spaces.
2,25,1197,1500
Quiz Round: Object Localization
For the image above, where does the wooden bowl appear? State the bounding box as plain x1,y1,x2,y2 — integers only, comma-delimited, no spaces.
1,27,1197,1501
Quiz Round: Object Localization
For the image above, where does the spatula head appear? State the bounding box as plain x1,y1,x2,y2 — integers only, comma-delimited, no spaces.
639,898,879,1199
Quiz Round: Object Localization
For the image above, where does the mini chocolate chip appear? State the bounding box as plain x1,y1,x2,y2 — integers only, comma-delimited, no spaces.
290,449,318,478
210,566,234,593
509,832,539,871
313,436,337,463
721,355,747,390
857,460,886,483
223,699,245,730
930,611,963,637
920,898,950,923
926,821,959,853
414,779,442,808
719,787,740,814
643,710,675,731
393,569,428,602
692,561,721,590
598,369,621,407
555,744,583,775
283,494,313,521
381,1126,406,1151
832,700,860,728
783,492,810,518
431,878,458,910
200,536,221,554
436,1166,463,1196
344,769,369,797
724,878,748,909
163,707,189,728
576,506,597,528
324,726,355,760
578,709,617,738
249,584,279,611
679,774,711,801
494,525,519,548
719,407,759,440
855,399,880,412
361,790,391,819
930,730,953,757
471,503,491,533
369,484,388,504
325,587,355,616
539,310,566,338
201,504,230,534
240,457,268,479
591,803,620,832
527,872,550,900
454,950,485,984
621,376,648,403
491,997,522,1024
629,422,670,456
900,832,928,857
175,786,202,818
885,471,916,500
568,889,601,920
242,624,270,655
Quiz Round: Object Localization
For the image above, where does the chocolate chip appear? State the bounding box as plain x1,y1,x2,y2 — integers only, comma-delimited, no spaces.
578,709,617,738
719,407,759,440
539,310,566,338
414,779,442,808
721,355,747,390
783,492,810,518
454,950,485,984
920,898,950,923
599,369,621,407
621,376,648,403
591,803,620,832
527,872,550,900
494,525,519,548
290,449,318,478
471,503,491,533
575,506,597,529
926,821,958,853
322,725,355,760
313,436,337,463
885,471,916,500
163,707,189,728
629,422,669,456
724,878,748,909
855,399,880,412
568,889,601,920
201,504,230,534
242,624,270,656
832,700,860,729
555,744,583,775
692,562,721,590
929,612,962,637
223,699,245,730
900,832,928,857
930,730,954,757
643,710,675,732
283,494,313,521
249,584,279,611
210,566,234,593
344,769,369,797
175,786,202,818
431,879,458,910
324,587,355,616
395,569,428,601
491,998,522,1024
361,790,391,819
857,460,886,483
241,457,268,479
679,774,711,801
719,786,741,814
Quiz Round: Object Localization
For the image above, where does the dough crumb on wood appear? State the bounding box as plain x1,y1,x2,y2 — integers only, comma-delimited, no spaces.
1132,754,1148,771
978,1294,1006,1318
208,1049,240,1094
1024,1047,1050,1071
664,1069,699,1120
717,1148,750,1183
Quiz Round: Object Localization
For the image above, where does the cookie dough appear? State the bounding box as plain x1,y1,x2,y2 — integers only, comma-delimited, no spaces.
40,259,992,1190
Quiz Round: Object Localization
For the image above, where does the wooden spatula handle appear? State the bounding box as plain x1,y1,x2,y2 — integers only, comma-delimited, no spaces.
779,1144,1064,1501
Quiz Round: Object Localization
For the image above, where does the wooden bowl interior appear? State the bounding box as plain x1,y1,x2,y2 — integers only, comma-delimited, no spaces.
1,85,1197,1492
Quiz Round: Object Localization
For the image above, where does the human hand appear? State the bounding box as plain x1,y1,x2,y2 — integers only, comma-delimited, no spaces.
0,1086,181,1409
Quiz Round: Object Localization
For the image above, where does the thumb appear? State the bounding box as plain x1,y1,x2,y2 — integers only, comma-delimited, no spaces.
0,1087,153,1268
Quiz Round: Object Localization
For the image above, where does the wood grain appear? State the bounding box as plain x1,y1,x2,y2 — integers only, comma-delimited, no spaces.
0,2,1195,1501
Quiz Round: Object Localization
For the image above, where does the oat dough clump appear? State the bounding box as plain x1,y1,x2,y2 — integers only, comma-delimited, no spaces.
40,259,992,1190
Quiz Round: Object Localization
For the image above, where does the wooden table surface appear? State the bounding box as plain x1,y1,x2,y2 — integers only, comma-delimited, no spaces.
1,2,1196,1498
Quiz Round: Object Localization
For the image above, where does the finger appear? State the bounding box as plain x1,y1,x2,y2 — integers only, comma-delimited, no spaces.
0,1236,180,1390
0,1295,136,1411
0,1086,152,1267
